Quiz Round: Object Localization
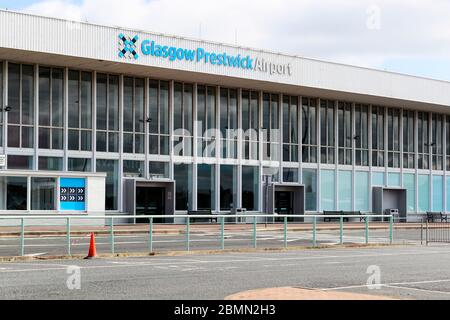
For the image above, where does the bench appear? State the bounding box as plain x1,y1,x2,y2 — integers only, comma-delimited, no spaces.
187,210,217,223
323,211,366,222
426,212,449,223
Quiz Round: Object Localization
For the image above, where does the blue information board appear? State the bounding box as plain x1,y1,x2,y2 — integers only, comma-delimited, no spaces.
60,178,86,211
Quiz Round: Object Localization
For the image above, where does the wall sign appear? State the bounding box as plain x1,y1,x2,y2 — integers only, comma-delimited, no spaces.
60,178,86,211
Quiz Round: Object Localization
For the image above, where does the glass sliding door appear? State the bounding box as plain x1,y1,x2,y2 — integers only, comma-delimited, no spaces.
220,165,237,211
197,164,215,211
31,178,56,210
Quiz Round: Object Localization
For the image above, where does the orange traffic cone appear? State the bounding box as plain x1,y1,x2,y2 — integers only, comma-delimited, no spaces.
85,233,97,259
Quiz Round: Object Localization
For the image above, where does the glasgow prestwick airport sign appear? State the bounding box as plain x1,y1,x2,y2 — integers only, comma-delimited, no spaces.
118,34,292,77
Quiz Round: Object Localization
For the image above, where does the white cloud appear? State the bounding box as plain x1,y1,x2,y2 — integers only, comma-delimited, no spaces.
21,0,450,72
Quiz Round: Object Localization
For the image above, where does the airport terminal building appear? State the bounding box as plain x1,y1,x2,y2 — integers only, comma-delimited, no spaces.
1,9,450,222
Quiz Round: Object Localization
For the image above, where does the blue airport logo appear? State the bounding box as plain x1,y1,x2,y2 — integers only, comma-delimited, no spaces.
116,34,292,76
118,34,139,60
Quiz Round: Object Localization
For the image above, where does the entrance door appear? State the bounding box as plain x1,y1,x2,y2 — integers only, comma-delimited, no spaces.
275,191,294,221
136,187,165,223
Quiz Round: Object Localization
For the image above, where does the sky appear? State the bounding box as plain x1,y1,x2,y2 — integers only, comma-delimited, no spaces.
1,0,450,81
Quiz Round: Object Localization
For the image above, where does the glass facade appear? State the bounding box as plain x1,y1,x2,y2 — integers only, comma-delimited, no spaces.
320,170,335,211
220,165,237,210
96,159,119,211
355,171,369,211
403,174,416,213
433,175,444,212
174,163,193,211
303,169,317,211
388,173,401,187
418,175,430,213
338,171,352,211
2,59,450,215
197,164,215,210
242,166,259,211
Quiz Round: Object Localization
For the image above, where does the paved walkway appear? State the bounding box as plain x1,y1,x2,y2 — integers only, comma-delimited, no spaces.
225,287,397,300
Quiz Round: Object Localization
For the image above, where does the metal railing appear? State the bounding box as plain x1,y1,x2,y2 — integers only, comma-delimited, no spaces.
0,214,394,257
422,219,450,245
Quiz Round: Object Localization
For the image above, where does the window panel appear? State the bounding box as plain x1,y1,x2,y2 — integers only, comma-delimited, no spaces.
302,97,317,163
372,106,385,167
97,74,119,153
68,70,92,151
31,178,56,210
433,175,443,212
303,169,317,211
403,174,416,213
220,88,238,159
418,175,430,213
418,112,429,170
283,95,299,162
242,90,259,160
149,80,170,155
262,93,279,161
387,108,400,168
68,158,91,172
355,171,369,211
432,114,443,170
320,170,335,211
96,159,119,211
320,100,335,164
403,110,415,169
39,67,64,150
355,104,369,166
123,77,145,154
338,171,352,211
8,63,35,148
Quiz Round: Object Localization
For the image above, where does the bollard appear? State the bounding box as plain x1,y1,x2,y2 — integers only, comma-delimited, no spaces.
389,216,393,245
186,217,190,251
312,216,317,247
284,216,288,249
148,217,153,252
67,217,71,256
339,217,343,245
221,217,225,250
110,217,115,254
253,216,257,249
20,218,25,256
365,218,369,244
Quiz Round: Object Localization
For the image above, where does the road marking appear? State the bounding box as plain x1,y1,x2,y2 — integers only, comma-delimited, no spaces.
321,278,450,291
24,252,47,257
383,285,450,296
1,248,449,273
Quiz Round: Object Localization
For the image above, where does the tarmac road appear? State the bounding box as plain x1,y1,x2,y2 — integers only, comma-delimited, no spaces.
1,245,450,300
